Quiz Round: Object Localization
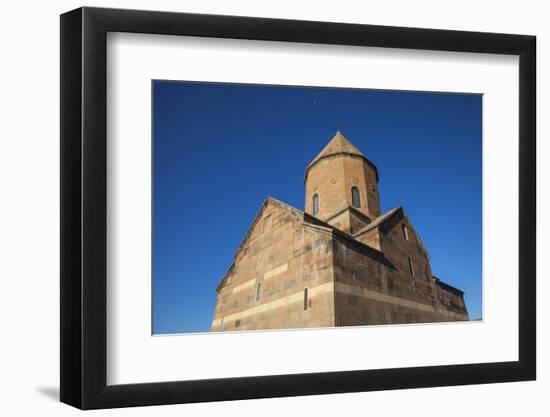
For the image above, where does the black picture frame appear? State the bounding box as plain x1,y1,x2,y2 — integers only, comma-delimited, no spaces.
60,6,536,410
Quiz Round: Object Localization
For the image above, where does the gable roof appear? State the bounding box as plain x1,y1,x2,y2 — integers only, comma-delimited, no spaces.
232,196,302,259
433,276,465,295
214,197,465,300
215,197,303,292
215,196,388,293
353,206,403,238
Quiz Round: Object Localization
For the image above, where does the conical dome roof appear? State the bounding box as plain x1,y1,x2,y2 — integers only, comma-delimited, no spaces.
309,131,364,167
305,130,378,182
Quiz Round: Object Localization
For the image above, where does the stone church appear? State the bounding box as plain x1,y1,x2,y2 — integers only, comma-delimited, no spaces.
211,131,469,332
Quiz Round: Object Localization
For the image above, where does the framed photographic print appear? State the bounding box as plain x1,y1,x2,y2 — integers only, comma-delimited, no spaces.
60,6,536,410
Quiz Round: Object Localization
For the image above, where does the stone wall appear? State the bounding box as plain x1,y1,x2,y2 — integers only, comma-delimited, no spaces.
211,201,335,332
334,213,469,326
305,155,380,221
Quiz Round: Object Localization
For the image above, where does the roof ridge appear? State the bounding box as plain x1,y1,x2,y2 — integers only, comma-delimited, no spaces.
216,198,395,292
353,206,403,237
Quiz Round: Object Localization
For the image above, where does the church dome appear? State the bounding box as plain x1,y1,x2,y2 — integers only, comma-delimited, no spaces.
307,131,364,168
305,130,378,183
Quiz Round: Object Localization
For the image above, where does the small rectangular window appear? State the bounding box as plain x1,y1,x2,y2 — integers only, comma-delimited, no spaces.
402,224,409,240
408,256,415,278
255,282,261,301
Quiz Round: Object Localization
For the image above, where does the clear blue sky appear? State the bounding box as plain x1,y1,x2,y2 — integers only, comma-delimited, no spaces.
152,81,482,334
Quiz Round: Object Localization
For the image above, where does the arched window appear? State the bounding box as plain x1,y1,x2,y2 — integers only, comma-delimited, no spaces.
312,193,319,215
351,186,361,208
255,282,261,301
304,288,309,310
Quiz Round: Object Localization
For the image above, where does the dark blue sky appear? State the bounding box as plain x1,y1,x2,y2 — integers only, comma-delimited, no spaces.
152,81,482,334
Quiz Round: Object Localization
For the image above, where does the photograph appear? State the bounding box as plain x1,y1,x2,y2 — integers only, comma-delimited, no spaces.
55,4,537,411
152,81,482,334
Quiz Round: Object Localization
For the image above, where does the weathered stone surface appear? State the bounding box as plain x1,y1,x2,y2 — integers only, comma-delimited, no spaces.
211,131,469,332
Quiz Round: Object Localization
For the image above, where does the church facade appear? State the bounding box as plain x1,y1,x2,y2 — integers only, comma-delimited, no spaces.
211,131,469,332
